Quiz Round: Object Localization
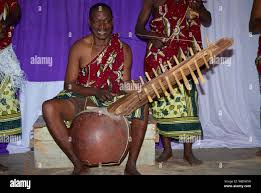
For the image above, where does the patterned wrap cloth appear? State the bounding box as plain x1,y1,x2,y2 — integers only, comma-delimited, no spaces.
145,0,203,142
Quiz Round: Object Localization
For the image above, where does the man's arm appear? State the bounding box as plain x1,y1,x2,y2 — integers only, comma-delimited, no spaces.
190,0,211,27
249,0,261,34
120,43,141,94
135,0,166,48
121,43,132,82
64,42,113,101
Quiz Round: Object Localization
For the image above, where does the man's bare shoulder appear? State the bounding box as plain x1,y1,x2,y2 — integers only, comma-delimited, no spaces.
121,41,132,54
70,35,93,52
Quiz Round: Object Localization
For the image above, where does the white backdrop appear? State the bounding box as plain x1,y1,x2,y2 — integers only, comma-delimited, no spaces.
7,0,261,153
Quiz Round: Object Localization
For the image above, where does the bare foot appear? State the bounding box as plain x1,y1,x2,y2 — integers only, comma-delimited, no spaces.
156,150,172,162
72,164,89,175
183,154,202,166
124,167,141,175
0,163,8,172
256,149,261,157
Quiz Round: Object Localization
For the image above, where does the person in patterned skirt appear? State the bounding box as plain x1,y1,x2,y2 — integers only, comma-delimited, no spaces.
135,0,211,165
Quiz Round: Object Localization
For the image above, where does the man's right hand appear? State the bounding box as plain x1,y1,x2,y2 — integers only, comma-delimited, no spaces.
151,39,166,49
95,89,115,102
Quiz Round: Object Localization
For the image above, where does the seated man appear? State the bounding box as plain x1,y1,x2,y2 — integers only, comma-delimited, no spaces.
42,3,148,175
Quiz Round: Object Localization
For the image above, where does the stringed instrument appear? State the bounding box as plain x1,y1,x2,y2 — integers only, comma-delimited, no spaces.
108,37,234,115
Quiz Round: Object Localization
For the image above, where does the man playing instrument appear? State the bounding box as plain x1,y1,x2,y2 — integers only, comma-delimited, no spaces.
42,3,149,175
135,0,211,165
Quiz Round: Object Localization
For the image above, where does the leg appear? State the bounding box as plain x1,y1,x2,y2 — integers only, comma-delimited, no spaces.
124,104,149,175
183,143,202,165
256,149,261,156
42,98,88,175
155,135,173,162
0,163,8,172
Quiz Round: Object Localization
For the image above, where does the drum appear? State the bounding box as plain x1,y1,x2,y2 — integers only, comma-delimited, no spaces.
70,107,130,166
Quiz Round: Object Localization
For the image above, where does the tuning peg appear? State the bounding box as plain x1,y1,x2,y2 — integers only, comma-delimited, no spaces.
164,76,175,96
179,48,187,61
167,61,172,68
194,60,205,84
158,51,165,57
131,80,138,91
193,36,202,52
206,35,210,47
145,72,161,99
202,55,210,69
189,47,194,56
173,72,183,91
180,68,191,90
187,64,199,85
208,49,214,62
173,55,180,65
152,69,170,97
139,76,153,102
160,63,166,72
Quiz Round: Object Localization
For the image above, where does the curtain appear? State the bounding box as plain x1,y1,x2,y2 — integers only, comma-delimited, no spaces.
13,0,146,81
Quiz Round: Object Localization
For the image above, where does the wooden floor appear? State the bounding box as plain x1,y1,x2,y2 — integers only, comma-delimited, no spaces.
0,147,261,175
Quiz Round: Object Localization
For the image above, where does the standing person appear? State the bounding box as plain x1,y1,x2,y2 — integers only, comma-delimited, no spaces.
0,0,23,172
249,0,261,157
42,3,148,175
135,0,211,165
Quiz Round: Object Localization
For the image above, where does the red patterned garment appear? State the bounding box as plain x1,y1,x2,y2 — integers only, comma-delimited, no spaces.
77,34,124,94
145,0,202,77
0,0,17,50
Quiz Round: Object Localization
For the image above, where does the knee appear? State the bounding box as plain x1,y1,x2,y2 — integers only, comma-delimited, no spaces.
42,100,56,117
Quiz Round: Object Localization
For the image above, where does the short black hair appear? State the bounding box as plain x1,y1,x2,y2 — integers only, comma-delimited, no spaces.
89,3,113,19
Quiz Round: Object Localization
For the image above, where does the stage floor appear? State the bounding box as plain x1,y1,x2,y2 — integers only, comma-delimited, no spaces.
0,148,261,175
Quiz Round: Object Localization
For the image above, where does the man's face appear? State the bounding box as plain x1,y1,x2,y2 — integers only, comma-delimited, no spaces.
89,8,113,40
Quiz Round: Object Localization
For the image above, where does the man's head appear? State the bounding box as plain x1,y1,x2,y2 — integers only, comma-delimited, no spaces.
89,3,113,40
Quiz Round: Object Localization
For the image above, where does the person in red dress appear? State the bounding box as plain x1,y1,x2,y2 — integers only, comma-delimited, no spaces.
135,0,211,165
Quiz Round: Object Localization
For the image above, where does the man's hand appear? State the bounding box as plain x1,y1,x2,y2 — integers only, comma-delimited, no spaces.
95,89,115,102
190,0,204,13
151,39,164,49
151,38,167,49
